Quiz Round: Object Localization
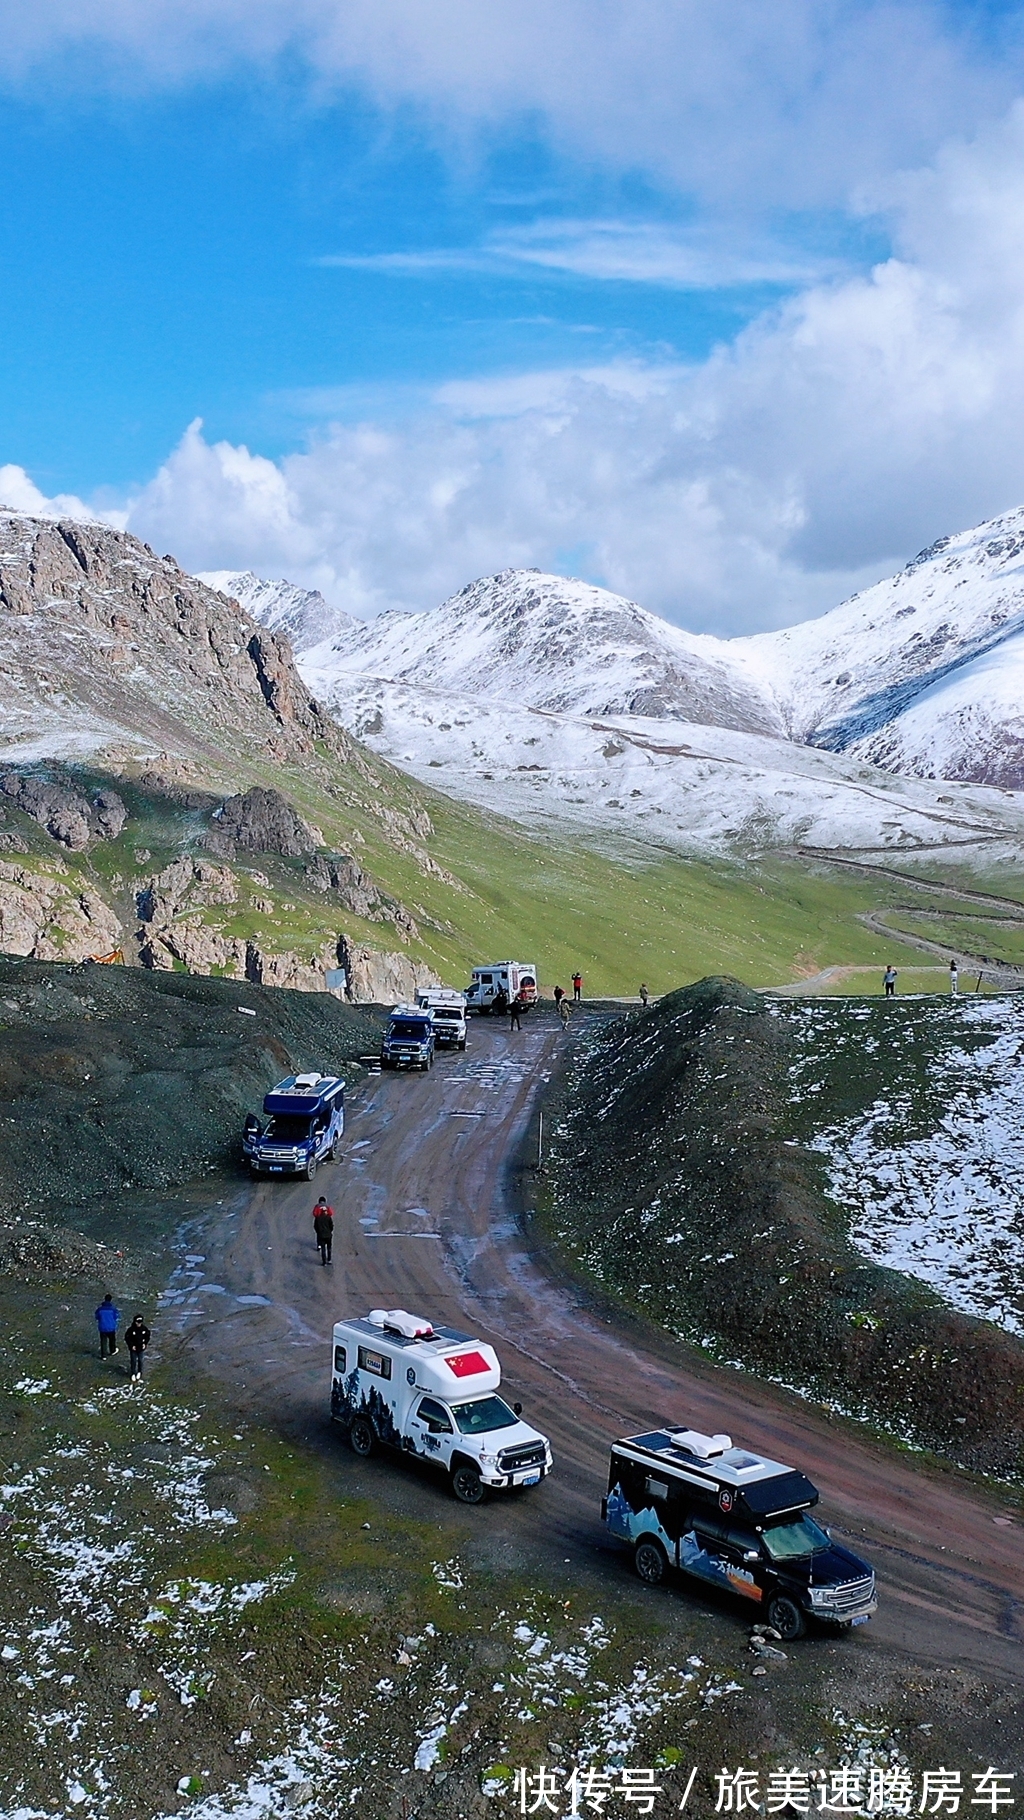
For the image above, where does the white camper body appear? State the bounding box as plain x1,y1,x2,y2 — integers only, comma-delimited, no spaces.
465,962,538,1013
330,1308,552,1502
415,987,468,1050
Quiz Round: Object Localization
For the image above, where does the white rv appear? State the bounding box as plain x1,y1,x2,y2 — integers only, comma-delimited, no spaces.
330,1308,552,1504
465,962,538,1014
415,987,468,1050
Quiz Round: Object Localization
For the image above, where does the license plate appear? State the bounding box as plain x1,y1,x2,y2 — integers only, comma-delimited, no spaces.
270,1166,282,1173
851,1614,870,1626
520,1471,541,1486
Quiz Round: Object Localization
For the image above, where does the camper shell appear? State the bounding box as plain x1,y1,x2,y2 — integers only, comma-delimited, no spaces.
331,1308,552,1503
465,962,538,1014
380,1004,435,1071
603,1425,876,1639
243,1072,344,1180
416,987,468,1050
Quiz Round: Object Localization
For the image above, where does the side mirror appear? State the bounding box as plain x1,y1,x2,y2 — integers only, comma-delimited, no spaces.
513,1401,523,1417
743,1550,760,1563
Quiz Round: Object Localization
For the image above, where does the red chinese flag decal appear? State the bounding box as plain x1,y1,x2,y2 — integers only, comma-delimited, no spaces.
445,1351,490,1378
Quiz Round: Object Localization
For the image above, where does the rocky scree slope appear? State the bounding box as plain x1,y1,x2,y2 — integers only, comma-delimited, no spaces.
542,977,1024,1475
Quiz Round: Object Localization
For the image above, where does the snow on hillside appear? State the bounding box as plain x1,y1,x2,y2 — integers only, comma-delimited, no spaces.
744,505,1024,760
200,570,356,654
305,569,784,734
321,668,1024,860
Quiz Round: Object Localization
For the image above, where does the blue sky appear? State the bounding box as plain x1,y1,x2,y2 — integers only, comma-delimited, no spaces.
5,2,1024,632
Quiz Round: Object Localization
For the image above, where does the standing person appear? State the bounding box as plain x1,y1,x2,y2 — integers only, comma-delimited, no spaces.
509,996,523,1032
950,959,959,996
883,964,898,998
313,1196,334,1266
125,1315,150,1381
558,996,571,1030
639,983,649,1007
492,985,508,1018
95,1293,120,1359
572,971,583,1002
553,985,565,1007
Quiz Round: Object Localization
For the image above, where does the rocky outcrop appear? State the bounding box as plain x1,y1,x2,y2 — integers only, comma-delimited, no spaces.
244,940,340,994
206,786,319,858
136,856,239,925
302,850,419,936
0,513,357,769
138,921,248,977
338,935,439,1004
0,861,123,961
1,773,127,850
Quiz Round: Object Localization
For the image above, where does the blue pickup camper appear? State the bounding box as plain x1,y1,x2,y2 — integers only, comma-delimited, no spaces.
243,1072,345,1180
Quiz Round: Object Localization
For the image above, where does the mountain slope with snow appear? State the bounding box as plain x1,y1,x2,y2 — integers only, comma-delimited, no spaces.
200,570,358,655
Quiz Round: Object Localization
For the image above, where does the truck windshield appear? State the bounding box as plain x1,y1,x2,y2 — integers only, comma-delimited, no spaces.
761,1516,830,1561
263,1115,312,1143
451,1395,518,1435
390,1021,428,1040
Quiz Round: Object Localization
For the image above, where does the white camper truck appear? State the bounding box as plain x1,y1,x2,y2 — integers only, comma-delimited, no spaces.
330,1308,552,1504
415,987,468,1050
465,963,538,1014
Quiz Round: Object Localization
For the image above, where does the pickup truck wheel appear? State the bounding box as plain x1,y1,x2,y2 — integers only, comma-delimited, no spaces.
305,1157,317,1181
634,1539,668,1586
349,1418,374,1457
766,1594,806,1640
452,1464,485,1504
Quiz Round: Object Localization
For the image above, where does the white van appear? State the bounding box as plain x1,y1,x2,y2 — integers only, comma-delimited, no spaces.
465,962,538,1014
415,988,468,1051
330,1308,552,1504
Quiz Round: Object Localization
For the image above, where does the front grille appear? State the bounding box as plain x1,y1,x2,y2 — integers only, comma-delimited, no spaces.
823,1575,875,1616
499,1442,547,1473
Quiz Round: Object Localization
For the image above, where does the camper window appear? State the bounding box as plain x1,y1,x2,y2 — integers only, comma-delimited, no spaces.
334,1346,346,1375
358,1346,392,1380
416,1397,453,1435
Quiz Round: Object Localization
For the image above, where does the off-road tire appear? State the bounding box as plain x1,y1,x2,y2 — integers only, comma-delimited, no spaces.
766,1594,805,1640
634,1539,668,1586
452,1464,485,1505
306,1156,317,1181
349,1418,374,1458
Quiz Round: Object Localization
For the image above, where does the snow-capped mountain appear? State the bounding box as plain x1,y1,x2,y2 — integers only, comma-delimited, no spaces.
199,570,357,655
232,503,1024,862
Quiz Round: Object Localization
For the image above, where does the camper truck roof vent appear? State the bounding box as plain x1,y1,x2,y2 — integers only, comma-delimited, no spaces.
294,1072,323,1089
671,1429,732,1460
368,1308,435,1339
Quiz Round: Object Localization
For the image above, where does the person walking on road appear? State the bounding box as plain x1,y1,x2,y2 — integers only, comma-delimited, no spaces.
313,1196,334,1266
883,964,898,998
553,985,565,1007
950,959,959,995
639,983,649,1007
125,1315,150,1381
558,996,571,1029
509,997,523,1032
572,971,583,1001
95,1293,120,1359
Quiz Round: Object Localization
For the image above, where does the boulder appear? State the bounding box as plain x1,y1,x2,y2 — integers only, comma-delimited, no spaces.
206,786,318,858
0,773,127,850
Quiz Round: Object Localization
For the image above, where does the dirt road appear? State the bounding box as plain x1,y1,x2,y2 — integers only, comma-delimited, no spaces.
169,1015,1023,1683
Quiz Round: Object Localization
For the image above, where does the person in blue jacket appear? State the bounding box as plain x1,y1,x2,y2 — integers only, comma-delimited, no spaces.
95,1293,120,1359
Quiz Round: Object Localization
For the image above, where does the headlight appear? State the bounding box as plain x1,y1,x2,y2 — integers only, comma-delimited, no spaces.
809,1588,834,1607
478,1452,498,1467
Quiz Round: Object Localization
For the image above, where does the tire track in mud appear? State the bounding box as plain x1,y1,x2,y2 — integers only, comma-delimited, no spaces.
170,1016,1023,1683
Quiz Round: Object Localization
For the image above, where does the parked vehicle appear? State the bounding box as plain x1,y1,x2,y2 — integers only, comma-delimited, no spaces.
465,962,538,1014
380,1004,435,1071
330,1307,552,1503
416,987,468,1050
602,1425,876,1639
243,1072,345,1180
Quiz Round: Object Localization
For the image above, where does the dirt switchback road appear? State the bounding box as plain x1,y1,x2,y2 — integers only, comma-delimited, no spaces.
174,1016,1023,1683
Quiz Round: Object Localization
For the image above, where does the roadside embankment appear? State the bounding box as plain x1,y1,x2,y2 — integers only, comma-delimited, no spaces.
0,956,382,1262
541,977,1024,1478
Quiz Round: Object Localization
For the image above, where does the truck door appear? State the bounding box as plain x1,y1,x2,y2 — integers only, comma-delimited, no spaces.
686,1517,764,1603
408,1396,456,1469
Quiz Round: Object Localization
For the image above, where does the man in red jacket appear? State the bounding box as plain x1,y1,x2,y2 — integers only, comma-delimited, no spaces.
572,971,583,1001
312,1197,334,1266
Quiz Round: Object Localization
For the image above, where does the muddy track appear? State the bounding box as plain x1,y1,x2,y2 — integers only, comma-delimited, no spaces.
170,1017,1023,1683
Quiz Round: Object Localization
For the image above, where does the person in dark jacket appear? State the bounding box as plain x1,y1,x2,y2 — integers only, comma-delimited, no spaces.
639,983,649,1007
553,985,565,1006
492,986,508,1017
125,1315,150,1380
95,1293,120,1359
313,1197,335,1265
509,996,523,1031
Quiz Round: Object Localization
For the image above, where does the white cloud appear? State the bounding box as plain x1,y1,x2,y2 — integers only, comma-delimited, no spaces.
0,464,98,523
0,2,1015,222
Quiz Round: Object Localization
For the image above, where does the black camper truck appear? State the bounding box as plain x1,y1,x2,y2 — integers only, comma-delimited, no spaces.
603,1425,876,1639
